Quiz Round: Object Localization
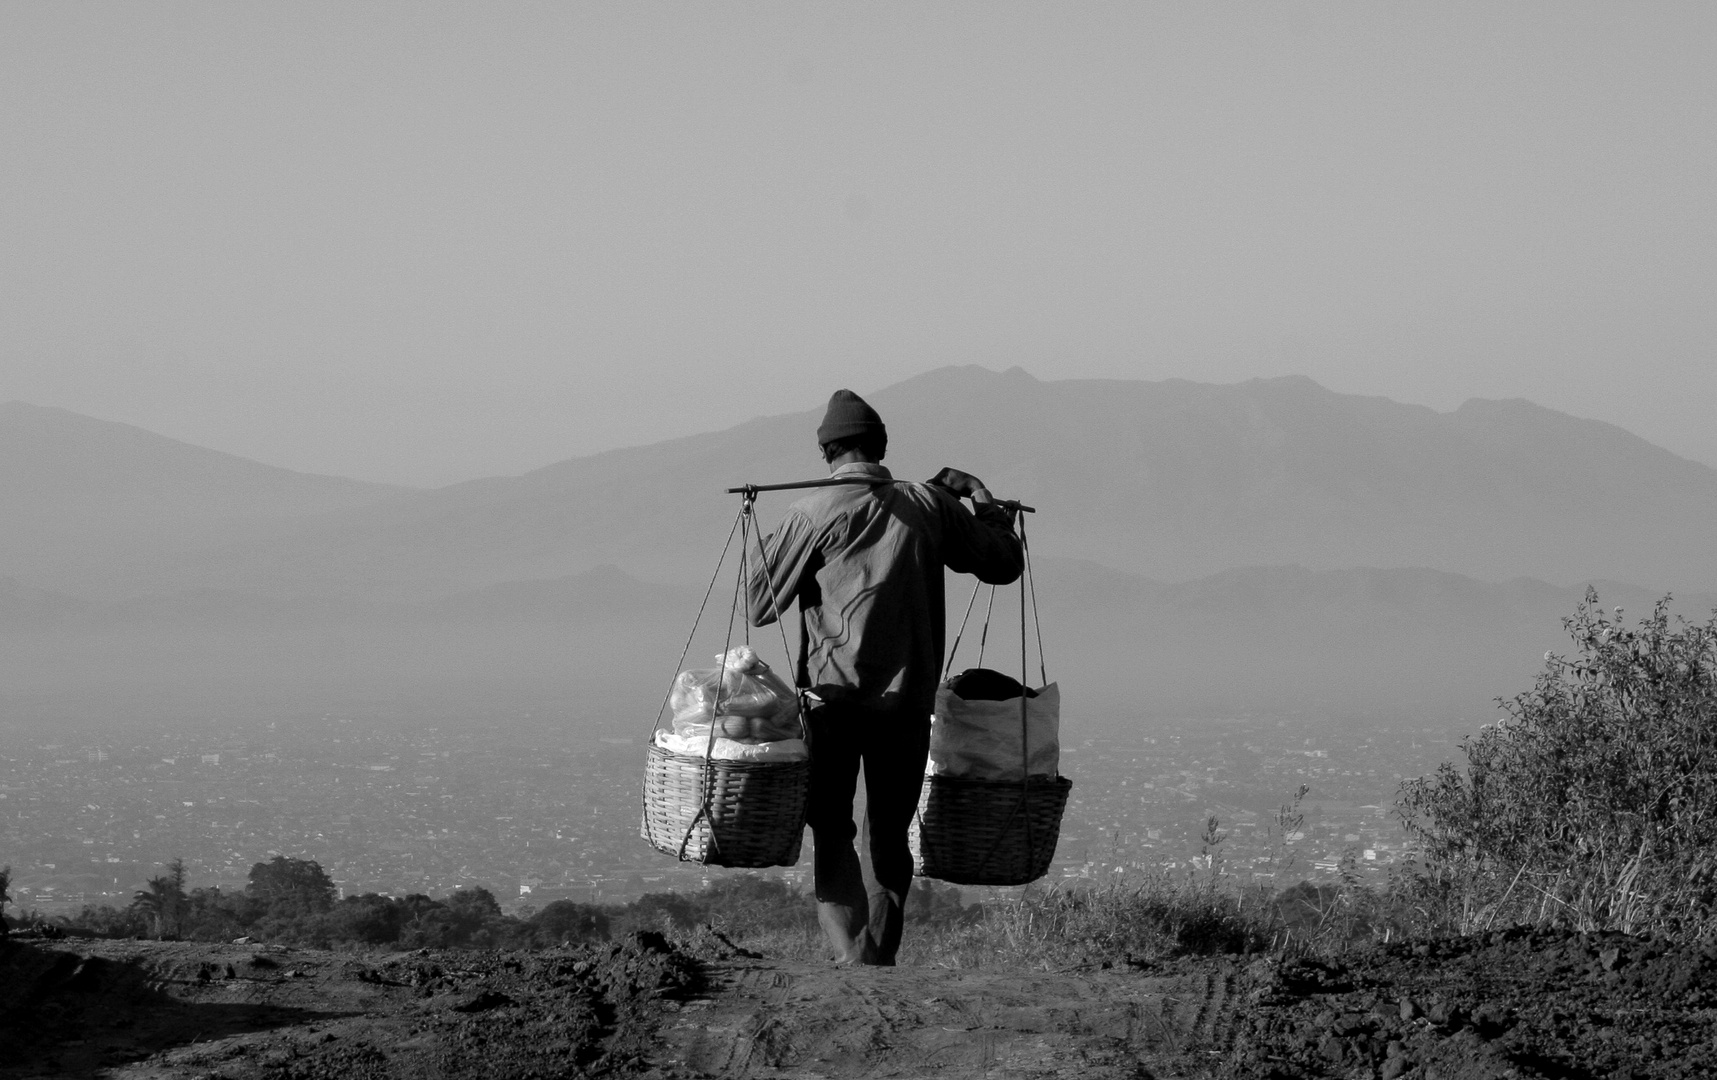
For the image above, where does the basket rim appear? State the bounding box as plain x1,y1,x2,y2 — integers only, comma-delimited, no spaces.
644,742,812,769
923,772,1070,788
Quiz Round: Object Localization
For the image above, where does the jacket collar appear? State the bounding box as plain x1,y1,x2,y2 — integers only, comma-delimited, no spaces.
832,462,892,480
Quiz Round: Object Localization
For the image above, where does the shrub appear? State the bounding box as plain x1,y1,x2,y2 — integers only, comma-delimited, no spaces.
183,887,250,941
904,878,976,929
525,900,610,945
66,903,147,938
1398,591,1717,934
613,874,819,939
247,856,336,915
398,888,512,949
328,893,408,945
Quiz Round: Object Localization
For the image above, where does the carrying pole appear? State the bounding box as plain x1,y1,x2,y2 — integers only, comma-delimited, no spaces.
727,475,1034,514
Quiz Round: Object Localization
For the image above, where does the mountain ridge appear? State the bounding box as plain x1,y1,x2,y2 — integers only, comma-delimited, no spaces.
0,400,413,590
0,401,412,502
9,368,1717,603
102,366,1717,599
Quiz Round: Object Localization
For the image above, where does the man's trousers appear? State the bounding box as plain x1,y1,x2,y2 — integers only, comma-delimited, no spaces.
804,701,931,964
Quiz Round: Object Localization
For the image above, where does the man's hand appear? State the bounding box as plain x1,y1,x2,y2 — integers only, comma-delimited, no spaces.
927,467,988,500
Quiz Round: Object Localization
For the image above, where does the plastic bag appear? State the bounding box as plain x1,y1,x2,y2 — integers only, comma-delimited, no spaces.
667,645,800,734
652,730,809,762
928,671,1059,781
674,714,802,743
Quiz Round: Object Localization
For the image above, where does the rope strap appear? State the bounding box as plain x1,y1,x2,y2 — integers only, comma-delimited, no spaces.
648,493,808,863
931,509,1053,878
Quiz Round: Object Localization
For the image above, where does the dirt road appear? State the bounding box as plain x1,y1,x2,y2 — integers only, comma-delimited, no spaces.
651,957,1239,1078
4,927,1716,1079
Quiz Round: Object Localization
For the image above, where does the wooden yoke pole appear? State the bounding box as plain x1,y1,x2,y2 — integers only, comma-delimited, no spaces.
726,476,1035,514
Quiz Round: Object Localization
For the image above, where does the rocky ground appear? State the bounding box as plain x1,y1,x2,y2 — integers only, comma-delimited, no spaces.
3,925,1714,1079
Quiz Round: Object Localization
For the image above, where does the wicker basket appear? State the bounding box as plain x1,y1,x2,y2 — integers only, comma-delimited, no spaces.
640,743,810,867
910,774,1072,886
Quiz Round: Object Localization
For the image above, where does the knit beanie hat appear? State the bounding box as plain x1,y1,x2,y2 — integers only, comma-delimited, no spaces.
816,389,886,446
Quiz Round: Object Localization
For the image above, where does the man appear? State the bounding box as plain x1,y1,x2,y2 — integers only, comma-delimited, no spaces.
747,389,1023,965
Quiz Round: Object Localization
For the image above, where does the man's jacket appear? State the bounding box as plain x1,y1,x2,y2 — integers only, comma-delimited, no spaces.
746,462,1024,717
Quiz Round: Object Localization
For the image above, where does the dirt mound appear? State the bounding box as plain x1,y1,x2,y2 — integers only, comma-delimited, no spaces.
1230,927,1717,1079
0,931,700,1079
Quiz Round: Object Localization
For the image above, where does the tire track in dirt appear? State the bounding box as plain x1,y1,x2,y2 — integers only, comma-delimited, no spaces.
1173,964,1241,1060
648,959,1210,1078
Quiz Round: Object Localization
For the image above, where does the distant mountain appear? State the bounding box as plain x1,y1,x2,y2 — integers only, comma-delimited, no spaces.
107,366,1717,601
0,402,410,590
885,368,1717,593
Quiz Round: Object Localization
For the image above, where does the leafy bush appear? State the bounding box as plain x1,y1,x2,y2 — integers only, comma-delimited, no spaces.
399,887,510,949
616,873,824,940
327,893,409,945
65,903,147,938
247,856,336,914
183,886,251,941
522,900,610,946
1398,591,1717,935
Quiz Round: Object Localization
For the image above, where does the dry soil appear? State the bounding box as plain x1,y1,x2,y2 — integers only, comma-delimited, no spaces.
3,925,1714,1079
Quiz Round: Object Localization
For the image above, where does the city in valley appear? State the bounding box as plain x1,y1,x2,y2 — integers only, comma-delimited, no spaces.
1,709,1472,917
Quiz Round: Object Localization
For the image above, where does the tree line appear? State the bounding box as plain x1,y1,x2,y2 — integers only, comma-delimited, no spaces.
5,854,972,950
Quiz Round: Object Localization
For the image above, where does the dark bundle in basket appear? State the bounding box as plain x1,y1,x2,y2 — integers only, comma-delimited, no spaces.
641,743,809,867
910,660,1070,886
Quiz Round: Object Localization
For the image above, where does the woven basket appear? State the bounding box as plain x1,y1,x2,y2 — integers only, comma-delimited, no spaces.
910,774,1072,886
640,743,810,867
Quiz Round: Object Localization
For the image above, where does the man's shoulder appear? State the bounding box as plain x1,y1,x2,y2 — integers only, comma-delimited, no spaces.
808,477,949,507
900,478,959,505
784,485,854,519
892,478,971,515
777,481,922,533
783,470,895,512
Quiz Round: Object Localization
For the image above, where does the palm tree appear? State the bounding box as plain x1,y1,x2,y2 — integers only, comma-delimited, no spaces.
131,858,188,939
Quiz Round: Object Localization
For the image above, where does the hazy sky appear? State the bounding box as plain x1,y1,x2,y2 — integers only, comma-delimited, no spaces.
3,3,1713,487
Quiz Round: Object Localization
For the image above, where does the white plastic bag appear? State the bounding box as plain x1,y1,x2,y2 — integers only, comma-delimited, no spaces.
928,680,1060,781
668,645,800,730
652,730,810,762
675,714,801,743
